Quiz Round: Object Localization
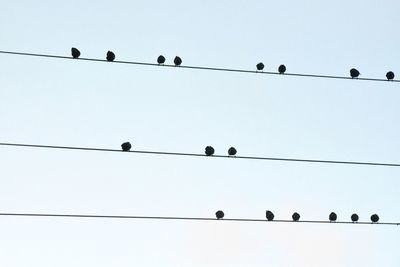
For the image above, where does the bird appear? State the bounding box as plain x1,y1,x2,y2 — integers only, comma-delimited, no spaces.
351,213,359,222
205,146,215,156
215,210,224,220
256,62,264,71
228,147,237,156
278,64,286,74
174,56,182,66
329,212,337,222
121,142,132,151
350,68,360,78
157,55,166,65
292,212,300,222
106,51,115,62
71,47,80,59
266,210,274,221
371,214,379,223
386,71,395,81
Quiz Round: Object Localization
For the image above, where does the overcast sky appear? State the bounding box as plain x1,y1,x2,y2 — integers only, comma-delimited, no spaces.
0,0,399,266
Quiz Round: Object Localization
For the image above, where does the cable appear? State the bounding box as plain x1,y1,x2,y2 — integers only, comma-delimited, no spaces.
0,212,397,226
0,50,398,83
0,142,400,167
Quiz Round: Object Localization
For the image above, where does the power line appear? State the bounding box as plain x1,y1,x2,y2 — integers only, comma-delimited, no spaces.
0,50,398,83
1,142,400,167
0,212,397,226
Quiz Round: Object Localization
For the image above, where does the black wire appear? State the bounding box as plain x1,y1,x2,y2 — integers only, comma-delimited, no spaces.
0,212,397,226
1,142,400,167
0,50,398,83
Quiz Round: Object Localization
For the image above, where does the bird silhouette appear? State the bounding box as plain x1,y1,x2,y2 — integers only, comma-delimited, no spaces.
371,214,379,223
174,56,182,66
71,47,80,59
386,71,395,81
266,210,274,221
205,146,215,156
292,212,300,222
215,210,224,219
329,212,337,222
278,64,286,74
106,51,115,62
121,142,132,151
351,213,359,222
350,68,360,78
256,62,264,71
228,147,237,156
157,55,166,65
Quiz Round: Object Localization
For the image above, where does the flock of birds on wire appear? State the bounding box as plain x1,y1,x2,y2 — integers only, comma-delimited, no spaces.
70,47,396,80
215,210,381,223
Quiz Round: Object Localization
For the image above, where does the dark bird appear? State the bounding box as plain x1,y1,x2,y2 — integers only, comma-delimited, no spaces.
215,210,224,220
371,214,379,223
292,212,300,222
266,210,274,221
228,147,237,156
350,68,360,78
205,146,215,156
157,55,166,65
71,47,80,59
329,212,337,222
106,51,115,62
386,71,395,81
174,56,182,66
121,142,132,151
278,64,286,74
351,213,359,222
256,62,264,71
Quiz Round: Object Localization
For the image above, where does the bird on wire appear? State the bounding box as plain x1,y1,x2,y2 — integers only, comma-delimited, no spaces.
386,71,395,81
351,213,359,222
71,47,80,59
292,212,300,222
205,146,215,156
350,68,360,78
106,51,115,62
256,62,264,71
121,142,132,151
157,55,166,65
215,210,224,220
228,147,237,156
329,212,337,222
174,56,182,66
266,210,274,221
371,214,379,223
278,64,286,74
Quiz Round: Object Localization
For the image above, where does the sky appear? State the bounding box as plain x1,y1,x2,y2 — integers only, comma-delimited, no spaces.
0,0,400,266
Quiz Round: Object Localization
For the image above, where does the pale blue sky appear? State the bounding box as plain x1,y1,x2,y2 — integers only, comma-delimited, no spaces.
0,0,399,266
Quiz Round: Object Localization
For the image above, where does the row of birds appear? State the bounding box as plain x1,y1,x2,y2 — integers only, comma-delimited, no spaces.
70,47,396,80
121,142,237,156
215,210,381,223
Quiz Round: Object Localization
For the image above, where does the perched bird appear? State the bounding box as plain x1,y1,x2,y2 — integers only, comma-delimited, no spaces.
174,56,182,66
256,62,264,71
215,210,224,220
205,146,215,156
371,214,379,223
228,147,237,156
386,71,395,81
292,212,300,222
71,47,81,59
278,64,286,74
351,213,359,222
121,142,132,151
266,210,274,221
157,55,166,65
350,68,360,78
329,212,337,222
106,51,115,62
